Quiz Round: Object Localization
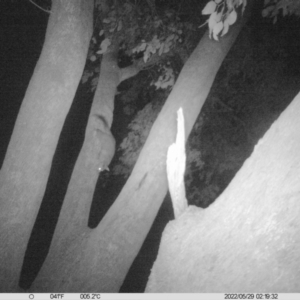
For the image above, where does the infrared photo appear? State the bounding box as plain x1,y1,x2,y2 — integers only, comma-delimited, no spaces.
1,0,300,295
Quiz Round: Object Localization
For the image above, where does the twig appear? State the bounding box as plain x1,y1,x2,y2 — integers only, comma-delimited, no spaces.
29,0,51,14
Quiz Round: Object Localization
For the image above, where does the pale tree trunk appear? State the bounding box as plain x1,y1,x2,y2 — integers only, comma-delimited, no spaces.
0,0,93,292
32,3,251,292
146,90,300,293
31,51,140,291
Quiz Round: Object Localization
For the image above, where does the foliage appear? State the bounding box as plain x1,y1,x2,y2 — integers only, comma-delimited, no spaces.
80,0,197,91
96,1,185,59
262,0,300,22
201,0,247,40
200,0,300,40
152,63,175,90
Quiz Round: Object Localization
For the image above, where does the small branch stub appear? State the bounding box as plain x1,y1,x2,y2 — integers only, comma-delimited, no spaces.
166,107,188,219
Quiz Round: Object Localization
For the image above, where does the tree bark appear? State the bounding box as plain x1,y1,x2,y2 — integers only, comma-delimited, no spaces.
146,90,300,292
31,50,140,291
0,0,93,292
31,3,251,292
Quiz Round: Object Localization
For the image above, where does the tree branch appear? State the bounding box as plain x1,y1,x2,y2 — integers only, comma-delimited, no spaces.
28,0,51,14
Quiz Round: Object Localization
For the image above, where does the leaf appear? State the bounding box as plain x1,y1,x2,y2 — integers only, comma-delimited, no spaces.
99,29,104,36
97,38,111,54
215,10,223,23
117,20,123,31
132,42,147,54
143,50,150,63
262,5,275,17
161,77,174,89
166,34,175,43
208,11,218,38
241,0,247,14
282,4,288,16
221,18,230,36
140,42,147,51
154,80,161,89
159,42,164,56
163,43,170,53
226,9,237,25
124,3,132,13
151,35,161,50
154,19,163,28
103,18,111,24
208,20,216,38
202,1,217,15
226,0,234,12
213,21,224,41
81,71,92,84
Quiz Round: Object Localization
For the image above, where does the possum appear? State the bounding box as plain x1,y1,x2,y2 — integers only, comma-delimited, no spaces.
92,114,116,172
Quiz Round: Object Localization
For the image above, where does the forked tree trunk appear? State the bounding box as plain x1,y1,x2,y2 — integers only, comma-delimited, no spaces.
0,0,93,292
31,50,140,291
32,3,251,292
83,15,248,292
146,90,300,292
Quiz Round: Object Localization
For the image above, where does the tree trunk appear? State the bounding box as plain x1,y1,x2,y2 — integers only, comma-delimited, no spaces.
32,4,250,292
31,50,140,291
146,90,300,292
0,0,93,292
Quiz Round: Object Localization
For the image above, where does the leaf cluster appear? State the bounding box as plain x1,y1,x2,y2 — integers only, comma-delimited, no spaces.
262,0,300,22
95,1,187,58
201,0,247,40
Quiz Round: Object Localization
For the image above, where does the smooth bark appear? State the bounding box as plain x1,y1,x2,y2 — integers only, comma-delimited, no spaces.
146,91,300,292
31,51,140,291
0,0,93,292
